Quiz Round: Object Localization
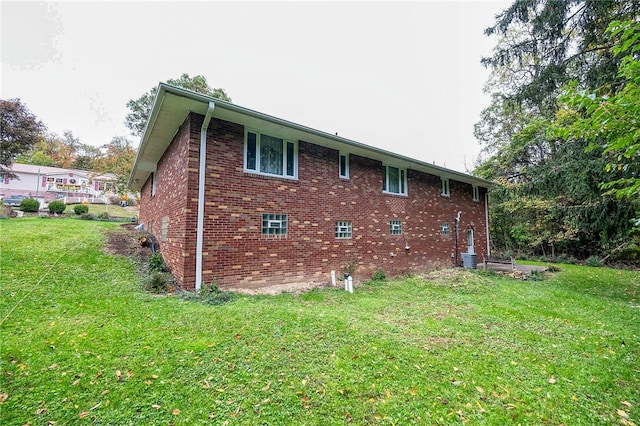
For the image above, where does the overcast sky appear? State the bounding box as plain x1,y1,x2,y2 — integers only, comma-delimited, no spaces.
2,0,508,173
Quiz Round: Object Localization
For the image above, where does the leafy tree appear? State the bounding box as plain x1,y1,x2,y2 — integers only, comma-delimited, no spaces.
0,99,45,178
475,2,640,261
125,73,231,136
94,136,137,196
482,0,640,110
558,20,640,201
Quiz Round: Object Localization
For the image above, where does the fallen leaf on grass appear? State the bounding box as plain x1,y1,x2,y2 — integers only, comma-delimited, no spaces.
36,407,47,415
622,401,632,408
261,381,271,391
152,404,161,410
617,409,629,418
0,393,8,404
475,386,485,394
172,409,181,415
79,411,90,419
548,377,557,384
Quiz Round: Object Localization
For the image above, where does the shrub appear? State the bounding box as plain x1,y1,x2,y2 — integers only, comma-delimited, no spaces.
143,271,173,293
585,255,604,267
20,198,40,212
527,270,546,281
555,254,577,264
371,268,387,282
546,264,561,272
149,253,170,273
97,212,110,220
79,213,96,220
73,204,89,215
198,283,237,305
48,200,66,214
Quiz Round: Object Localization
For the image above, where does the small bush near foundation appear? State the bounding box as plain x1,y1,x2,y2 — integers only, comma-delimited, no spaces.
182,282,237,306
20,198,40,212
371,268,387,282
149,253,170,273
144,271,173,294
73,204,89,215
97,212,110,220
79,213,96,220
48,200,66,214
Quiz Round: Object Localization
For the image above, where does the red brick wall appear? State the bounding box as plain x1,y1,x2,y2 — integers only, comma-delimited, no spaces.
140,113,489,290
139,117,197,287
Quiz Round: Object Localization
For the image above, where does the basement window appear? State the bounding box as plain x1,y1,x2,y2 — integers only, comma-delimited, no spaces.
161,216,169,241
262,213,288,236
335,221,352,239
245,130,297,179
441,222,450,235
389,220,402,235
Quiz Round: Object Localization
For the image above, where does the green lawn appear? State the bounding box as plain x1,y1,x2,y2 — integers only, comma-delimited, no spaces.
1,218,638,425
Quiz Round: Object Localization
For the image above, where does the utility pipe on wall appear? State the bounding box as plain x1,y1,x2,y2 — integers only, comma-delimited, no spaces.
195,102,216,292
485,191,491,257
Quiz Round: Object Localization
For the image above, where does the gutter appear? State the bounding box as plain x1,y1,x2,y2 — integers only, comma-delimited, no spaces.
196,101,216,291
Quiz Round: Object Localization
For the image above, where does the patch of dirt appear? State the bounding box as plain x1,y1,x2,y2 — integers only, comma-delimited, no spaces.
104,223,155,268
234,281,334,296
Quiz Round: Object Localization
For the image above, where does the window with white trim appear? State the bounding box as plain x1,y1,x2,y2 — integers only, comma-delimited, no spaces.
472,185,480,202
382,165,407,195
339,152,349,179
389,220,402,235
262,214,288,236
161,216,169,241
441,222,450,235
441,177,450,197
335,221,352,239
151,172,157,196
245,130,297,179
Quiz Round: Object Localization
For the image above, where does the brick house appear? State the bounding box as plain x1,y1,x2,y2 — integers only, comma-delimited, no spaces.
129,83,493,292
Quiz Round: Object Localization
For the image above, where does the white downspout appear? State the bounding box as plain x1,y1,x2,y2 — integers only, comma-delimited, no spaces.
484,191,491,257
196,101,216,292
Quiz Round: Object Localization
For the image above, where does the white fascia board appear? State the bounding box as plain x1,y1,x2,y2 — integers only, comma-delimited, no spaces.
128,83,495,191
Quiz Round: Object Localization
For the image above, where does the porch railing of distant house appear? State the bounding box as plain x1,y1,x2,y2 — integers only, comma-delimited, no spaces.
62,196,108,205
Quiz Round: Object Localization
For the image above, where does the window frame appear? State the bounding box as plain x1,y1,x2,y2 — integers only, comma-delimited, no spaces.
382,164,408,196
244,129,298,179
335,221,353,239
161,216,169,241
389,219,402,235
262,213,288,236
151,171,157,196
339,151,349,179
441,222,450,235
441,177,450,197
472,185,480,202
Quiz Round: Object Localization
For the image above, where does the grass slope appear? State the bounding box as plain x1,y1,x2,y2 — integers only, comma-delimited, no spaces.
1,218,638,425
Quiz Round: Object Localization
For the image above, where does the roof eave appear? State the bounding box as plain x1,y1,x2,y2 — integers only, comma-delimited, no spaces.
128,83,495,191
